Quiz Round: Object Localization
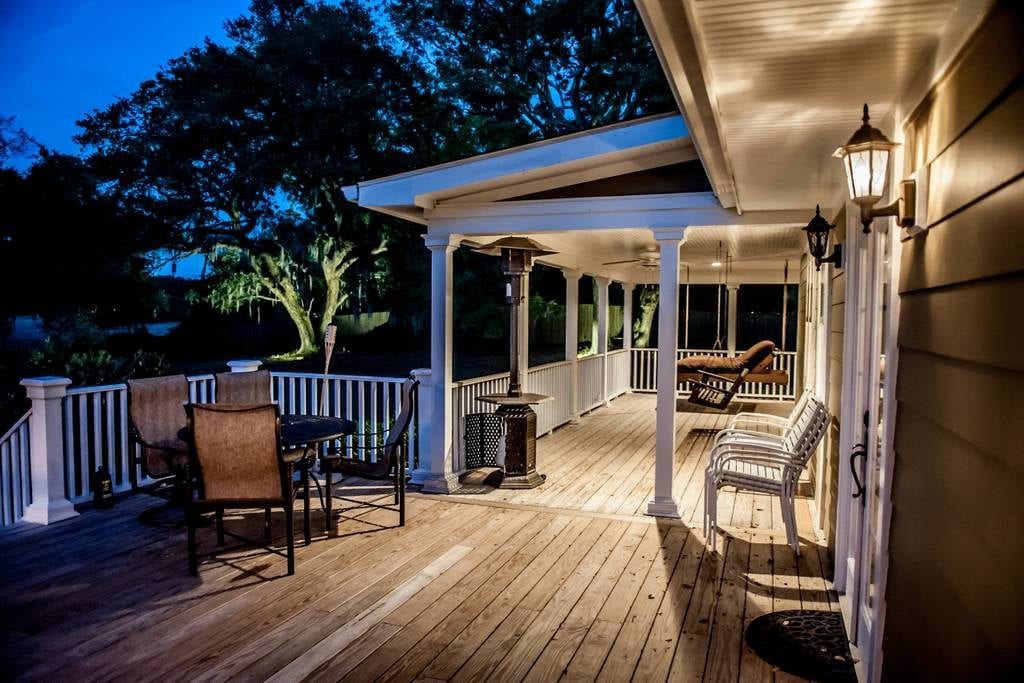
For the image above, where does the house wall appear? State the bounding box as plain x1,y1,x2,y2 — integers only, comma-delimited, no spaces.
881,2,1024,679
822,206,847,564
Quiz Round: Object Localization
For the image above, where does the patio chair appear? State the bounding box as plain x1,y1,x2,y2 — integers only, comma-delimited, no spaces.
712,390,817,450
214,370,272,404
126,375,192,525
704,397,829,555
320,375,418,526
184,403,296,576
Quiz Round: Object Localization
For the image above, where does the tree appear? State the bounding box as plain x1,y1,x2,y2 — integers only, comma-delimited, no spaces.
388,0,675,152
78,0,460,358
634,285,658,347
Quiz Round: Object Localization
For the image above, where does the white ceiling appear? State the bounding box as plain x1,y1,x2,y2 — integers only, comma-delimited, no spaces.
641,0,961,211
467,224,806,284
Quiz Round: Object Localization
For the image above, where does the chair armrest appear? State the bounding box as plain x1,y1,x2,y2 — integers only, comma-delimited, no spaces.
729,413,790,428
712,427,789,448
709,442,801,469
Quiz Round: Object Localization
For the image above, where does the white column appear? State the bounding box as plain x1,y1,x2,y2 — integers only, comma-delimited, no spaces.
727,284,739,355
595,276,610,405
416,234,461,493
562,268,582,422
622,282,635,394
647,227,686,518
20,376,78,525
227,360,262,373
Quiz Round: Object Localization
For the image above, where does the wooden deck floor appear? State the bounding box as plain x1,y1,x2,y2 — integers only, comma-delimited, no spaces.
0,395,835,682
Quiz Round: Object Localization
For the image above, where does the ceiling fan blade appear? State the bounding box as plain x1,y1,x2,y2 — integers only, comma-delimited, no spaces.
601,258,644,265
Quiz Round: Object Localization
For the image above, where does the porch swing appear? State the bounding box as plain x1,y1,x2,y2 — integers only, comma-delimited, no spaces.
682,253,791,409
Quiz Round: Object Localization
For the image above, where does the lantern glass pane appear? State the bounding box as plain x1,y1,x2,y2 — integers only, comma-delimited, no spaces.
871,148,889,198
848,149,873,200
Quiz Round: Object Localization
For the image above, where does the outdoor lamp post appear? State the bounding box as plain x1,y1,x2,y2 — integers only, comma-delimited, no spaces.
803,205,842,271
834,104,916,233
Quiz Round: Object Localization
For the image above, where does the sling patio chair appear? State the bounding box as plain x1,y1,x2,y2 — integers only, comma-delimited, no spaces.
215,369,325,544
126,375,192,526
320,375,418,527
214,369,272,404
184,403,297,576
704,397,829,555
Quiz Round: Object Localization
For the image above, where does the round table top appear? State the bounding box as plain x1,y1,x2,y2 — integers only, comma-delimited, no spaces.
280,414,356,447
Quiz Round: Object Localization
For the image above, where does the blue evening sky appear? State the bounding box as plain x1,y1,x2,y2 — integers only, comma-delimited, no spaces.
0,0,251,168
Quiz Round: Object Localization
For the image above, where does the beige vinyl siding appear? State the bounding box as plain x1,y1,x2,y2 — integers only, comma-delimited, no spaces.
882,2,1024,679
822,209,847,564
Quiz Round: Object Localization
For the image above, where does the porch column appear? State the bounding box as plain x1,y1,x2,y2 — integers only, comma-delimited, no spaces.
417,234,461,493
562,268,582,422
595,276,610,405
20,377,78,525
727,284,739,355
622,283,635,351
647,227,686,518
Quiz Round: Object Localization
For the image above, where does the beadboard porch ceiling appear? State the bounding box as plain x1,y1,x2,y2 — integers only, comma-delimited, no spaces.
637,0,963,212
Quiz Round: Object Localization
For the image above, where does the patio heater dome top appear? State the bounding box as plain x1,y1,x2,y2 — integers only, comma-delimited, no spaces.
473,235,557,257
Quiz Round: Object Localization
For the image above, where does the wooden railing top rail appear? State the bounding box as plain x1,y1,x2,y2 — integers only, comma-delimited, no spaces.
0,409,31,444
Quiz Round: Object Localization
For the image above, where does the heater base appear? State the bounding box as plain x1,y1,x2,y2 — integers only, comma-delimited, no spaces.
498,471,547,489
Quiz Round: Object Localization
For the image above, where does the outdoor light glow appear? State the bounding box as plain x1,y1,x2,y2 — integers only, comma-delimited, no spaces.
834,104,898,207
711,261,722,268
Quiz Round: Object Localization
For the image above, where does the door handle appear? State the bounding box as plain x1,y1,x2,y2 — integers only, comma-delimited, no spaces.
850,445,866,503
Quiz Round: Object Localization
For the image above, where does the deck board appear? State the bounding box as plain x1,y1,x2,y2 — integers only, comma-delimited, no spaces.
0,393,834,682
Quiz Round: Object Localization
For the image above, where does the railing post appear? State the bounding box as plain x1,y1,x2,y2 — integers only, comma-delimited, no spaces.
20,376,78,525
227,359,262,373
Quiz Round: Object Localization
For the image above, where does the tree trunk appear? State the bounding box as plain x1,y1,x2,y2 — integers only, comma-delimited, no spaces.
252,253,319,359
635,285,659,347
589,279,599,355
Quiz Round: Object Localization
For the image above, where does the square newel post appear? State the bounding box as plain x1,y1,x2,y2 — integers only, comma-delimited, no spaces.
647,227,686,519
419,234,462,493
20,377,78,525
727,284,739,355
562,268,582,422
595,276,610,405
622,283,635,392
227,359,262,373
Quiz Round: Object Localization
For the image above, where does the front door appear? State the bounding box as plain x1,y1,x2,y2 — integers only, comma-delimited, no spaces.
834,204,898,681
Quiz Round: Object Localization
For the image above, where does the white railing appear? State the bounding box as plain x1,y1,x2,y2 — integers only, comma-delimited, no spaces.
52,371,416,509
0,410,31,528
577,354,605,413
270,372,415,466
452,352,630,472
629,348,798,400
607,349,631,398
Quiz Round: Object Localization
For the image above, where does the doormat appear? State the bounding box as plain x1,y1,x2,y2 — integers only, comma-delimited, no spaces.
745,610,856,682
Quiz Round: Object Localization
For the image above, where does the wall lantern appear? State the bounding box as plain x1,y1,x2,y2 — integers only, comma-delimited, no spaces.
803,205,842,271
833,104,916,233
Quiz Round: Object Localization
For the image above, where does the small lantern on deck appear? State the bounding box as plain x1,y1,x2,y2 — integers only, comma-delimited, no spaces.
803,205,842,271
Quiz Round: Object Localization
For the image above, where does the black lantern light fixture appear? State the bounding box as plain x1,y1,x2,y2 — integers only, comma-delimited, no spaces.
834,104,916,233
803,205,842,271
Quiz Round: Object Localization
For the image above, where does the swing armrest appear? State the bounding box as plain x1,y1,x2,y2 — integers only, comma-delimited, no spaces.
695,370,734,384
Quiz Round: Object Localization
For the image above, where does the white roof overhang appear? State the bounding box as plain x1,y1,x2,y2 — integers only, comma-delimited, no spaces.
636,0,969,213
344,113,699,224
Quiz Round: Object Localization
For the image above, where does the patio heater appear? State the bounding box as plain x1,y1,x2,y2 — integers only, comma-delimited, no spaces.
474,236,555,489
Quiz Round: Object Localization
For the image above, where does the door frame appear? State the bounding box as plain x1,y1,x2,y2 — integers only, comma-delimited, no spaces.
833,200,901,682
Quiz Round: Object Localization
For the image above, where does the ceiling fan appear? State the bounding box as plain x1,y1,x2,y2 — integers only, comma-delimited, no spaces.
602,247,696,270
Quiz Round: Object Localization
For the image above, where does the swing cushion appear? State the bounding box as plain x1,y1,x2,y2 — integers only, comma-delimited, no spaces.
677,341,776,374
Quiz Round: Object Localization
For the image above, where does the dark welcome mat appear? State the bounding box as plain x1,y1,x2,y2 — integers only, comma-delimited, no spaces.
745,609,856,682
